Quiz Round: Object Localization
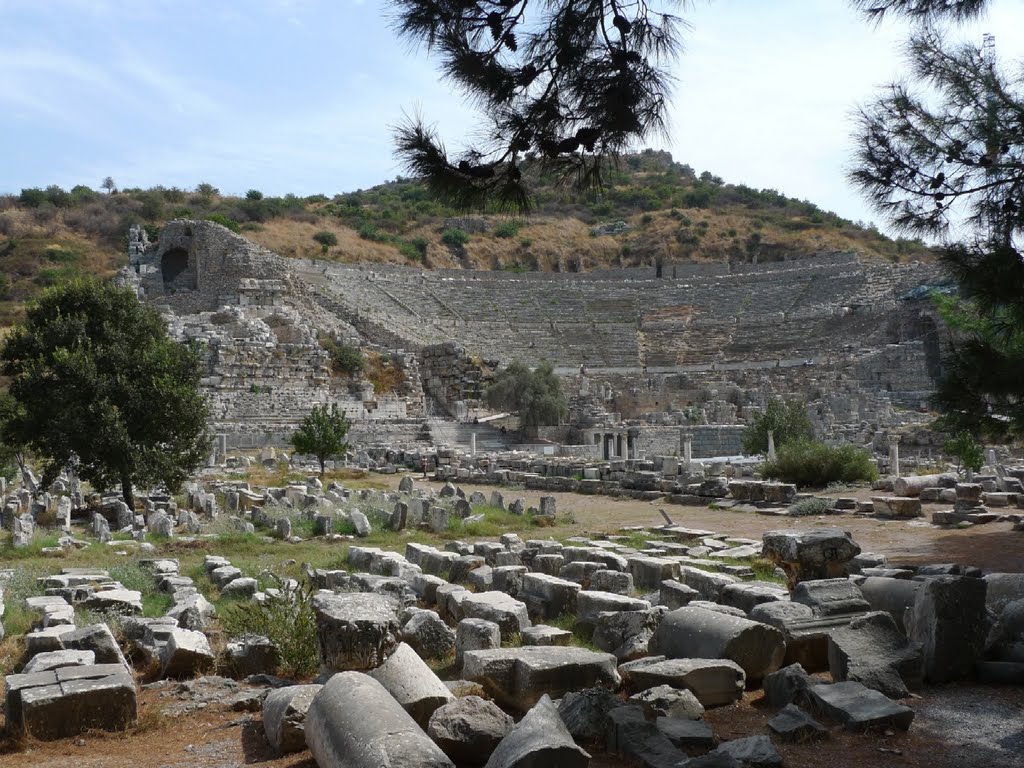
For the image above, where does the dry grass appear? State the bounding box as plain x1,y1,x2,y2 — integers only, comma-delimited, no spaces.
245,217,406,264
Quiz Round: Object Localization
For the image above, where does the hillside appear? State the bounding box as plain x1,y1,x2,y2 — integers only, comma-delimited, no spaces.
0,150,933,325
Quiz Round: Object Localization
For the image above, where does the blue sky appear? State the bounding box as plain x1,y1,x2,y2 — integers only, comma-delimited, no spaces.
2,0,1022,230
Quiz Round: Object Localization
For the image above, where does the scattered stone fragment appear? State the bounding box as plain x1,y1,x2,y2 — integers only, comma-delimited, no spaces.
906,575,989,684
710,734,783,767
461,592,531,641
652,605,785,682
428,695,514,765
767,703,828,743
606,705,686,768
6,664,137,740
557,687,625,741
655,716,715,747
621,657,746,707
305,671,455,768
828,611,922,698
485,694,589,768
630,684,704,720
762,662,812,708
463,646,620,711
403,609,457,660
804,681,915,731
262,684,322,755
161,628,215,678
761,529,861,589
368,642,455,728
312,591,400,672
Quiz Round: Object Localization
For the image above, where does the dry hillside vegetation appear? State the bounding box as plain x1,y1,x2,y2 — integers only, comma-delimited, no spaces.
0,150,934,324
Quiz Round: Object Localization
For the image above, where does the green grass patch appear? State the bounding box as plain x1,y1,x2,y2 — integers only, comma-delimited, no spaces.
547,613,600,651
447,505,538,538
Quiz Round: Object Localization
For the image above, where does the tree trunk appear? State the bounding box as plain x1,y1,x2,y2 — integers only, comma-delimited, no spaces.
121,473,135,510
319,457,326,478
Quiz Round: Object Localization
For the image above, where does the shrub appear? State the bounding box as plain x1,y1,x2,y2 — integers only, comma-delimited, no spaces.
220,577,318,678
787,497,833,516
762,439,879,488
313,230,338,254
205,213,240,233
326,340,364,375
493,221,520,238
441,227,469,247
399,236,428,262
358,223,388,242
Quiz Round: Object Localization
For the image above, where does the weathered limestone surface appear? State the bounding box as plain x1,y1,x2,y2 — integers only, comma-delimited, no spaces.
463,646,620,711
428,696,514,765
262,684,322,755
461,592,531,640
651,606,785,681
620,657,746,707
804,681,914,731
906,576,989,684
312,591,400,672
5,664,137,740
483,694,589,768
305,672,454,768
761,529,861,588
367,642,455,728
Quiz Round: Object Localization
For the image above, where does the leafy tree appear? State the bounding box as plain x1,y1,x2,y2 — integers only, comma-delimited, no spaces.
389,0,685,211
484,360,566,433
0,280,210,507
194,182,219,202
313,230,338,254
742,398,813,456
931,281,1024,440
18,188,46,207
850,15,1024,442
944,430,984,475
245,189,264,200
101,176,117,195
290,403,351,477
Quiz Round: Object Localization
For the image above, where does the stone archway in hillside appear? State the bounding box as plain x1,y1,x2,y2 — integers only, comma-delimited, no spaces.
161,247,194,290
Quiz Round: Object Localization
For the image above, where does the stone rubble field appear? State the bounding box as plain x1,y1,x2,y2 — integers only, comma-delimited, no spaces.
1,463,1023,768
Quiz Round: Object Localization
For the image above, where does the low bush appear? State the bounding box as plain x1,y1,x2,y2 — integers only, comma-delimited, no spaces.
787,496,833,516
761,439,878,488
205,213,240,233
220,575,319,678
441,227,469,247
493,221,520,238
325,340,364,376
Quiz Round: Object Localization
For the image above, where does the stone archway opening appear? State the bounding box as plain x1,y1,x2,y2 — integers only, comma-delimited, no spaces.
161,247,194,290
